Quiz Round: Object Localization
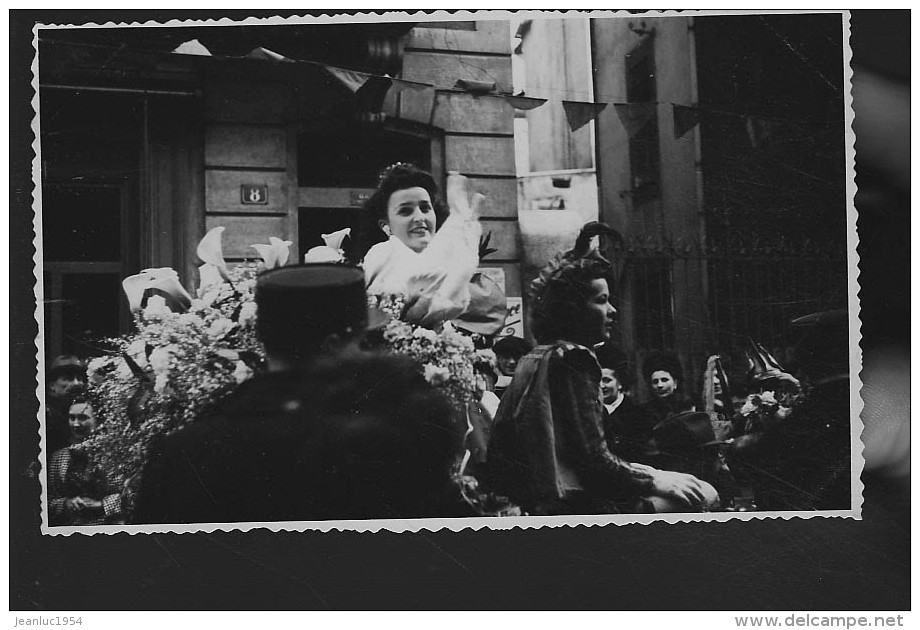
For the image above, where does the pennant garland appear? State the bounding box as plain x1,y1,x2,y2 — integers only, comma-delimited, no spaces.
164,39,805,141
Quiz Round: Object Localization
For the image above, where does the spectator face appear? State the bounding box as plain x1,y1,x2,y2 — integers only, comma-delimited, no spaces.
383,186,436,253
496,354,520,377
600,368,622,404
68,402,97,442
574,279,616,346
50,373,85,399
650,370,678,399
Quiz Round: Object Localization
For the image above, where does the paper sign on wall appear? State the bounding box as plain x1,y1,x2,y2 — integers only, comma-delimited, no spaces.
501,297,524,339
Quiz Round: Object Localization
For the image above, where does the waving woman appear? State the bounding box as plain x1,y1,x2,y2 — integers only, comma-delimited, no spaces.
359,163,490,327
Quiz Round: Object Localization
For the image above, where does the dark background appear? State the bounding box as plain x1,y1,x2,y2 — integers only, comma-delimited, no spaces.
10,10,909,610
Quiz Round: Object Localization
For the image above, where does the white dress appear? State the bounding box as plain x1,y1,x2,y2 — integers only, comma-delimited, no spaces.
364,212,482,327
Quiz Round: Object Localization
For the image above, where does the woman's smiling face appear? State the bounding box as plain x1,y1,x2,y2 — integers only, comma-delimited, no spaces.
68,402,97,442
383,186,436,253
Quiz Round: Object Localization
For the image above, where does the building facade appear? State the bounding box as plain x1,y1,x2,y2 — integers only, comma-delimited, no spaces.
38,19,521,360
519,13,848,397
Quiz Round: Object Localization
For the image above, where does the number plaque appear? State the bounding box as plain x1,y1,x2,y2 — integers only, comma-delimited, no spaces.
240,184,269,205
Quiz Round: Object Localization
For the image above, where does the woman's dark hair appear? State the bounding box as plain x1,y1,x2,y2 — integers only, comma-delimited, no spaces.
64,385,88,405
354,163,449,259
529,222,619,344
596,344,632,390
642,350,684,387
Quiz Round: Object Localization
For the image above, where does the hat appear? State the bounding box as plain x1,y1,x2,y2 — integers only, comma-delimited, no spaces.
451,272,507,336
745,338,790,383
493,335,533,358
48,355,86,380
256,265,388,354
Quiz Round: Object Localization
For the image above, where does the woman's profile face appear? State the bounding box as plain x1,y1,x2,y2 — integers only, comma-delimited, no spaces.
573,278,616,346
650,370,678,398
68,402,97,442
383,186,436,253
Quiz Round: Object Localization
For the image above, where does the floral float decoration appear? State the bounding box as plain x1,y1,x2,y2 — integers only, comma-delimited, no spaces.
738,390,797,433
82,226,488,517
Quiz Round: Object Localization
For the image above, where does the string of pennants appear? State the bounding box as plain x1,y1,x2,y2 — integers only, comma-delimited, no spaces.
174,39,787,146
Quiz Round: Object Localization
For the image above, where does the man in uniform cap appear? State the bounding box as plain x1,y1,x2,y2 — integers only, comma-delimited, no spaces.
45,355,87,454
135,264,460,524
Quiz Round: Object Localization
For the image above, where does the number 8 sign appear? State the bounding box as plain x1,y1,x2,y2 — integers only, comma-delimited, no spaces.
240,184,269,205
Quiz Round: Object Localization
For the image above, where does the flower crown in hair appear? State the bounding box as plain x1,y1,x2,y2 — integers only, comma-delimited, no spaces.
530,222,620,302
377,162,417,185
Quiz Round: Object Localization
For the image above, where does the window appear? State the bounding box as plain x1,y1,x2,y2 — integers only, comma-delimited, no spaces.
42,183,132,360
40,88,142,362
626,39,661,207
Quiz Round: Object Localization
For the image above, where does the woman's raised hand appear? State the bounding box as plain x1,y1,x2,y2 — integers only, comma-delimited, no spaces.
446,172,484,221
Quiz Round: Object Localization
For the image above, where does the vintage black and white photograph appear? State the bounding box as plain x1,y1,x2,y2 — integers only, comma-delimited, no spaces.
29,10,860,534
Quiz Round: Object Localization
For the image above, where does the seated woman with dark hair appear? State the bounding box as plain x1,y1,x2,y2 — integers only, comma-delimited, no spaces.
47,389,125,526
642,351,695,424
486,223,719,515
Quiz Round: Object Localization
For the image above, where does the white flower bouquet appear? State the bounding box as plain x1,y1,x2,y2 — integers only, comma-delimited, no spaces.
82,228,485,513
367,293,484,408
82,229,281,492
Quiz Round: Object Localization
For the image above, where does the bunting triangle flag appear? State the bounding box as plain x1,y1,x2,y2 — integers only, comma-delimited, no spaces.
389,77,433,95
399,84,437,125
356,75,394,113
672,104,701,138
504,93,547,111
325,66,393,113
171,39,211,56
562,100,608,132
745,116,778,148
246,47,290,63
325,65,373,93
455,78,497,94
613,103,657,138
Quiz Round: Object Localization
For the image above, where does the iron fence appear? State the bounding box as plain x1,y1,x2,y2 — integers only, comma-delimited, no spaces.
606,234,849,400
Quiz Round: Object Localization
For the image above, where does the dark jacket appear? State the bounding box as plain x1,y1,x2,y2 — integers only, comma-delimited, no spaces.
602,396,658,466
642,393,695,426
487,342,654,514
134,353,459,524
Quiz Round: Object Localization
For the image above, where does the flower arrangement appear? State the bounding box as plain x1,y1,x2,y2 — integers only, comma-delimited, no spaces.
83,227,486,510
367,293,485,408
82,229,279,491
738,390,795,433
